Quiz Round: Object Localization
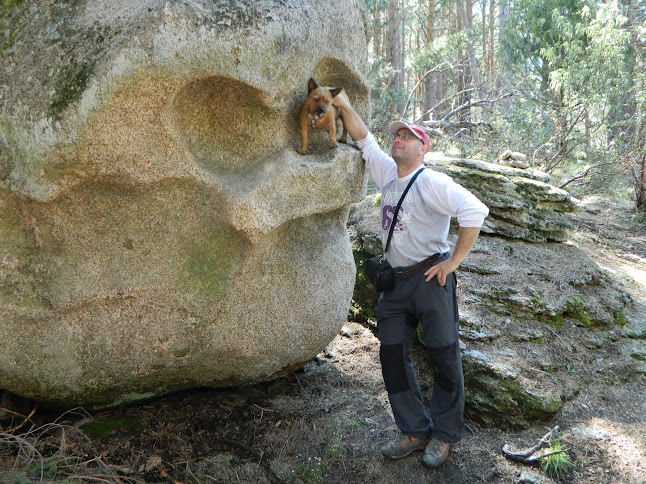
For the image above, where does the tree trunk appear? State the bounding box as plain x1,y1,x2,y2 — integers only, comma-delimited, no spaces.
635,154,646,212
482,0,487,73
585,108,591,153
456,0,472,123
488,0,496,78
557,86,568,158
373,1,382,58
497,0,512,111
423,0,443,121
387,0,404,93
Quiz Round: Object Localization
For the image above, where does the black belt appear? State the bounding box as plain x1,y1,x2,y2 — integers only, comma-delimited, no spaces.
394,254,442,279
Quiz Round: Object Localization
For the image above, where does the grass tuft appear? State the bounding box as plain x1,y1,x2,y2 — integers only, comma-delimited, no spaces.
541,437,573,480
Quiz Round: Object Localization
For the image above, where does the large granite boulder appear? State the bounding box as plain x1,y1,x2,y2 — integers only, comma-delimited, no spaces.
0,0,370,408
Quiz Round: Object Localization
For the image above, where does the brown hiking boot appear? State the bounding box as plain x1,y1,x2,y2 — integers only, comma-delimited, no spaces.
421,439,450,468
381,436,427,460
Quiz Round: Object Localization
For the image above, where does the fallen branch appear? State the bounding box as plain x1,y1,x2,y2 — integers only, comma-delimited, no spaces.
0,403,38,433
502,425,561,464
161,469,185,484
559,161,617,189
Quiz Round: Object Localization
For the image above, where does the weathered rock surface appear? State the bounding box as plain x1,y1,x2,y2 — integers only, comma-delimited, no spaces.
0,0,369,407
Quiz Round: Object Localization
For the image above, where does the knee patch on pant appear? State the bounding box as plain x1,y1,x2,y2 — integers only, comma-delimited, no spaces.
380,344,409,395
426,343,459,394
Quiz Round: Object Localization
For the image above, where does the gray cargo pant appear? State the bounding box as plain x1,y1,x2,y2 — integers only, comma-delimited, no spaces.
377,254,464,443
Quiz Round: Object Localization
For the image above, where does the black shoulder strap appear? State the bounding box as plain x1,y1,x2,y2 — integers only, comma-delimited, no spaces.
384,167,425,255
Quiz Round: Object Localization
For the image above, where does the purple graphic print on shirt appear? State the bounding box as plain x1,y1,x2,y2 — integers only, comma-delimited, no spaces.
382,205,405,232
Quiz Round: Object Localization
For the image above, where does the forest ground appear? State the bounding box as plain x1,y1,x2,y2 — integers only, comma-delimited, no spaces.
1,195,645,484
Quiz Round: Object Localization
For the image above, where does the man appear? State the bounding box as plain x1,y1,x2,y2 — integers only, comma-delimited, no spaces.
333,92,489,469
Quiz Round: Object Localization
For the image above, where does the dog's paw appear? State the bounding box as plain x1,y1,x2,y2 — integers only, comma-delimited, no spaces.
329,140,338,149
296,148,307,155
339,135,347,143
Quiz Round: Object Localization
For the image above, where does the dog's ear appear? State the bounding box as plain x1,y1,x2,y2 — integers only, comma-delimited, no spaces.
330,87,342,98
307,78,318,92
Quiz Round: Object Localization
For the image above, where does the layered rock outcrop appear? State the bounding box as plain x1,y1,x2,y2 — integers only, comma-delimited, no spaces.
0,0,369,407
429,157,578,242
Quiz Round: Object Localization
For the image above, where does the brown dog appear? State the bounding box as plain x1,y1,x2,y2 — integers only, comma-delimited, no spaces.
297,78,347,155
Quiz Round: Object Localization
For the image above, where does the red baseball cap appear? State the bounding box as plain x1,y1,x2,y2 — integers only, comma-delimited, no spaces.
388,121,430,148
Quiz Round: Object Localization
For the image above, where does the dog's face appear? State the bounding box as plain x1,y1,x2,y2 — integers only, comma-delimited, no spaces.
306,78,341,115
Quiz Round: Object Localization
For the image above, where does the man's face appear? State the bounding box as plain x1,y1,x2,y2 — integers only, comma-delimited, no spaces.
391,129,424,163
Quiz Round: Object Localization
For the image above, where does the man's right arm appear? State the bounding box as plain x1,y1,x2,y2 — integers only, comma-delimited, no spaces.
332,90,369,142
332,91,397,189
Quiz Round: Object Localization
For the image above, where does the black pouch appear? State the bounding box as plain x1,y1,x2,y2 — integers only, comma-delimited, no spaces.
365,255,395,292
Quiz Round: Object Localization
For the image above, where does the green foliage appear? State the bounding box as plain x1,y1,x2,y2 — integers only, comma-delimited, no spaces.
630,347,646,362
362,0,645,202
631,211,646,227
541,437,573,479
480,97,556,166
28,457,62,480
298,458,323,483
366,58,408,140
297,441,342,484
500,0,570,83
325,441,342,459
298,441,342,483
543,313,564,328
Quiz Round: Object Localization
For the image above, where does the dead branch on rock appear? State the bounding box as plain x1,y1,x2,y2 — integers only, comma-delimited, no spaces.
502,425,562,464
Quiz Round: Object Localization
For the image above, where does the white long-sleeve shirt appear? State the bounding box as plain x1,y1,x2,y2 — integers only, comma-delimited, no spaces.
357,133,489,268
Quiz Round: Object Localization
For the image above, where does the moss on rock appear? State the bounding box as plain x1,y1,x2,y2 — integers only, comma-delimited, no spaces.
463,350,561,429
49,60,98,121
